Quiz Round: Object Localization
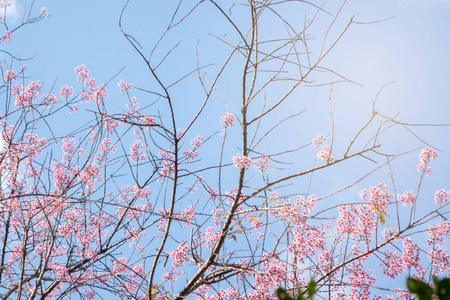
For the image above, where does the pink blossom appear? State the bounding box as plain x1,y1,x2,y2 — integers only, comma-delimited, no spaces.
61,137,76,164
158,150,175,182
59,223,75,238
117,185,152,204
253,156,269,173
395,289,412,299
190,135,204,148
74,64,90,82
317,145,334,162
382,227,400,241
41,6,48,18
126,96,139,110
118,79,132,94
98,138,116,154
177,128,184,138
183,148,198,162
427,220,450,246
103,116,120,135
1,31,11,42
203,227,220,249
161,268,182,284
288,223,325,262
110,257,129,276
133,264,145,277
381,250,404,278
232,153,252,170
275,196,316,226
51,161,71,191
207,186,219,201
140,115,156,130
335,203,378,243
318,250,333,273
203,288,240,300
312,134,326,148
68,104,78,114
0,1,11,9
176,205,195,227
41,93,58,109
212,208,226,226
7,245,21,264
79,163,101,190
170,242,189,267
417,147,438,175
60,85,73,98
220,112,235,127
84,289,96,300
401,237,421,269
93,84,107,107
4,69,16,82
22,132,47,159
346,262,376,300
130,140,145,162
435,189,449,205
250,216,262,229
428,247,450,273
360,183,391,213
261,254,287,285
11,81,42,108
398,190,416,206
48,263,69,281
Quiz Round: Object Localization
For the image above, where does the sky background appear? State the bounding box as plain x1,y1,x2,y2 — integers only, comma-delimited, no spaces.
5,0,446,154
1,0,450,296
4,0,450,128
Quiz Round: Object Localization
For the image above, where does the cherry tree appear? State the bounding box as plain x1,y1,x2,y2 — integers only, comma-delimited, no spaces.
0,1,449,299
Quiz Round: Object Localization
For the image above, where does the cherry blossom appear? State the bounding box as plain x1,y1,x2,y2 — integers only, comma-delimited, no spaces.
417,147,438,176
118,79,132,94
232,153,252,170
434,189,449,205
312,134,326,148
3,69,16,82
60,85,74,98
41,6,48,18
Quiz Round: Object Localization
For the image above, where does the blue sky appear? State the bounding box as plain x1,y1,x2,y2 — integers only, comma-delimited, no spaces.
2,0,450,297
4,0,450,137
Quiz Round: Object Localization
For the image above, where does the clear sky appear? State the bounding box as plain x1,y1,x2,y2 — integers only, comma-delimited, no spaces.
2,0,450,297
4,0,450,137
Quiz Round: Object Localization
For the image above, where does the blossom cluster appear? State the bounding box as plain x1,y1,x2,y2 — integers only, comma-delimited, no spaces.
182,136,203,163
232,153,252,170
312,134,326,148
118,79,133,94
74,64,108,106
360,182,391,213
220,112,235,128
170,242,189,267
60,85,74,98
11,81,43,108
435,189,449,205
4,69,16,82
158,150,175,182
176,205,195,227
130,139,145,162
316,145,334,162
417,147,438,176
398,190,416,206
313,134,334,162
253,156,269,173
